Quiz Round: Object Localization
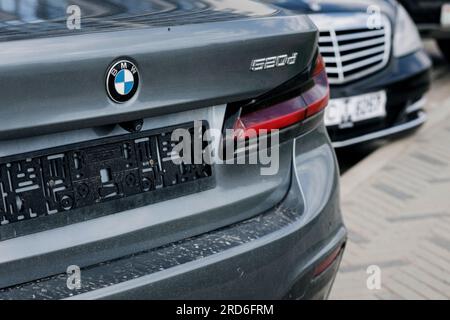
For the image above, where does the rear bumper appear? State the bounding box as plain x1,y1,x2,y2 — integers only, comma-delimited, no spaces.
327,50,432,147
0,125,346,300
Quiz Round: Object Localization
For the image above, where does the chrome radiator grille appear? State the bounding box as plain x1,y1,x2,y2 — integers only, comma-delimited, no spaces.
314,15,392,85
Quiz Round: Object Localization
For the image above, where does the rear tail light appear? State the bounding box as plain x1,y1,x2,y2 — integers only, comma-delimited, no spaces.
233,54,329,139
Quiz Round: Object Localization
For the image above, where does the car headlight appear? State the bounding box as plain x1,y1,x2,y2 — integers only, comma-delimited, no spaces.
394,4,423,57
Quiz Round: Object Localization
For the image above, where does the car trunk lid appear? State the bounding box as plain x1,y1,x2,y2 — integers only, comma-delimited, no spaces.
0,1,318,140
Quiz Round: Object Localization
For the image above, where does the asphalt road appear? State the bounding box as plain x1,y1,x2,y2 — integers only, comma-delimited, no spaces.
336,40,450,174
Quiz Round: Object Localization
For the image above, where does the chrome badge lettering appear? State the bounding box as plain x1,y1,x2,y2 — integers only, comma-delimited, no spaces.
250,53,298,71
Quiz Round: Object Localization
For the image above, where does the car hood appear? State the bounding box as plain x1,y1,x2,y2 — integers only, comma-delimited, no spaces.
265,0,397,19
0,0,282,42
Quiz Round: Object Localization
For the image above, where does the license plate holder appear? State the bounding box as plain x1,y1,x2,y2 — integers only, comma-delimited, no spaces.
0,122,214,240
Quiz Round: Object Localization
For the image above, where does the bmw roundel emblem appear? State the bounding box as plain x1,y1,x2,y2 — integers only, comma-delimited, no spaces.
106,59,139,103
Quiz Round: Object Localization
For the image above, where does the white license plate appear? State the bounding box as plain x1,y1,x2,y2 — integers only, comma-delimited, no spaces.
442,4,450,27
324,91,387,128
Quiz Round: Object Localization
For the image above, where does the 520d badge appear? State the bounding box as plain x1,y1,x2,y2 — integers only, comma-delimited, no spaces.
106,59,140,103
250,52,298,71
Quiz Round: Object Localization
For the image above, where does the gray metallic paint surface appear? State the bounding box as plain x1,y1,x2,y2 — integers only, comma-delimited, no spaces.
0,0,281,42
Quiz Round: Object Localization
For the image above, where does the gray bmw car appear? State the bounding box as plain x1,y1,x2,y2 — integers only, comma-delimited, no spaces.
0,0,345,300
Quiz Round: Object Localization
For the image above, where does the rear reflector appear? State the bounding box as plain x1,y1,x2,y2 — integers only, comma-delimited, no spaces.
313,246,344,278
233,54,329,139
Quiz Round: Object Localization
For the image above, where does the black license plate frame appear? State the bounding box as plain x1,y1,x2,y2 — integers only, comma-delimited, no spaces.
0,121,214,240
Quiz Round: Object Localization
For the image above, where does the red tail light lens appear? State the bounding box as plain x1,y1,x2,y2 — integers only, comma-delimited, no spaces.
312,53,326,77
304,54,329,117
233,54,329,139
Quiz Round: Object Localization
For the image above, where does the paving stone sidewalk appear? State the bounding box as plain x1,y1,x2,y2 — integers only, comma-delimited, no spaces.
330,69,450,300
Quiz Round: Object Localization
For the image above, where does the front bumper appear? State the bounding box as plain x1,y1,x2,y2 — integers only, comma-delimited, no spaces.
0,125,346,300
327,50,432,148
418,24,450,39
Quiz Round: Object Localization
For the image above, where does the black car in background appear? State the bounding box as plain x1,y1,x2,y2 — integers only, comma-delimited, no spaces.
399,0,450,61
268,0,432,148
